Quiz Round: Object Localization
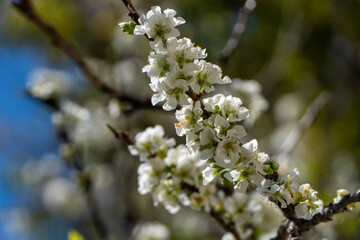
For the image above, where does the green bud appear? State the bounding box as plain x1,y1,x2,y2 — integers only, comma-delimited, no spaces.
120,21,137,35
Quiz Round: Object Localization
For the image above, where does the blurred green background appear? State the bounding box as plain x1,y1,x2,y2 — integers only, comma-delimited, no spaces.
0,0,359,239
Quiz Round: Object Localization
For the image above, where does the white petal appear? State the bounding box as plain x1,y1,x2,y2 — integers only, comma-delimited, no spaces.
202,166,217,185
164,9,177,17
151,93,165,105
133,26,146,35
222,76,232,84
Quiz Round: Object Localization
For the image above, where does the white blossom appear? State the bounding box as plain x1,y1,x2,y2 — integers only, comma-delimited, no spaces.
143,50,171,80
191,61,230,93
231,164,263,193
294,184,323,220
166,37,207,70
222,233,236,240
134,6,185,45
133,222,170,240
27,68,73,100
202,165,218,185
151,81,190,110
213,115,246,140
175,101,203,136
137,163,159,195
221,95,250,122
214,138,241,168
257,168,300,208
129,125,175,160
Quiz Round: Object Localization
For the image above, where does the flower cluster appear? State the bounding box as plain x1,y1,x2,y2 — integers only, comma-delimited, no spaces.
174,93,279,193
120,6,279,191
129,125,216,213
27,68,73,100
121,6,230,111
258,168,323,219
129,125,283,238
120,5,323,221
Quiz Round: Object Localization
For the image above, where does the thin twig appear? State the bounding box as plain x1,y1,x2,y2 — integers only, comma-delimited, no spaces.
12,0,154,110
120,0,153,41
60,132,109,239
185,87,211,119
274,92,332,161
121,0,140,24
75,159,109,239
107,124,135,145
218,0,257,69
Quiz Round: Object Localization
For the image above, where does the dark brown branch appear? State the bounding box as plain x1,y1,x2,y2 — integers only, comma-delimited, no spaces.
12,0,154,110
290,190,360,238
271,223,289,240
120,0,153,41
218,0,257,69
274,92,332,161
185,87,211,119
107,124,135,145
272,190,360,239
121,0,141,24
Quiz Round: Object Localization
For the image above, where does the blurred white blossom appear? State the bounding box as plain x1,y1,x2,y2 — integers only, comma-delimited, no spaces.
133,222,170,240
27,68,73,100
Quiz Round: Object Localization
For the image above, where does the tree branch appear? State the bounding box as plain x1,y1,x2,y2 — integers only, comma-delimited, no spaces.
120,0,141,24
120,0,153,41
272,190,360,239
185,87,211,119
107,124,135,145
218,0,257,69
291,190,360,238
274,92,332,161
12,0,154,110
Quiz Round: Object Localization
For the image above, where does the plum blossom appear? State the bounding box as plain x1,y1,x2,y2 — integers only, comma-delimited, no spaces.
175,101,203,136
129,125,175,160
191,60,231,93
294,184,323,220
166,37,207,70
134,6,185,43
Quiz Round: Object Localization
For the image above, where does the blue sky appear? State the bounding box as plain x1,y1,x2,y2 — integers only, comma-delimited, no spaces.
0,43,66,239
